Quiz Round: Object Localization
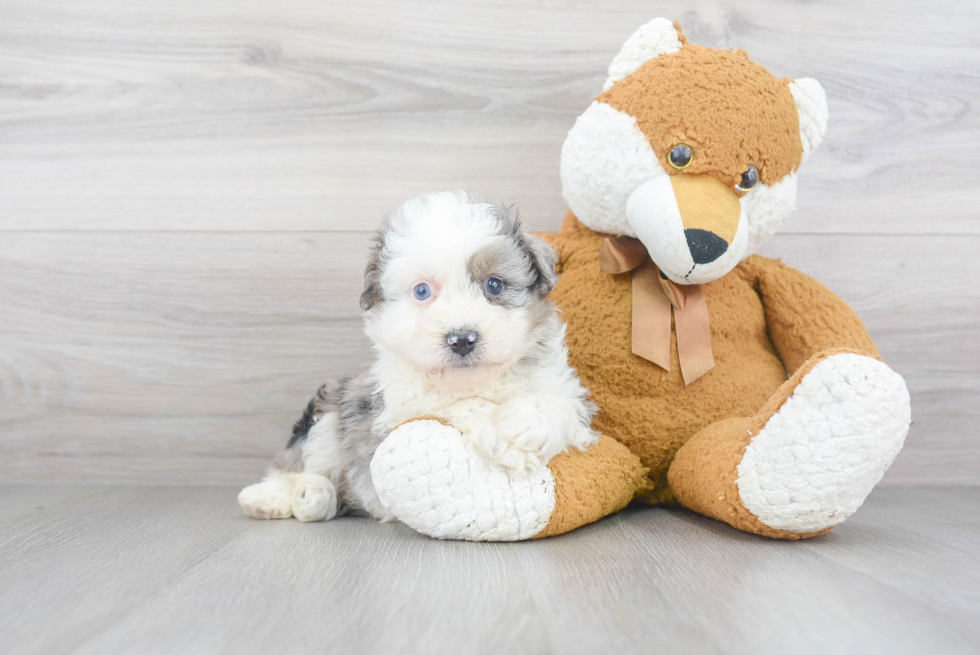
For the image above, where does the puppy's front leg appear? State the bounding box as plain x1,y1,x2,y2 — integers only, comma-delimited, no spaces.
481,394,597,472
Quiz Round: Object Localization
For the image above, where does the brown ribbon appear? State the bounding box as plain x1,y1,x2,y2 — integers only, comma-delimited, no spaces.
599,236,715,385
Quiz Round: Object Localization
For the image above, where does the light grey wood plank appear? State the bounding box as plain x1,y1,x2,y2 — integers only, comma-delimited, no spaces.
1,232,977,485
0,486,253,655
510,491,980,655
799,487,980,620
0,485,544,655
0,231,375,485
0,486,977,655
0,0,977,234
0,485,99,522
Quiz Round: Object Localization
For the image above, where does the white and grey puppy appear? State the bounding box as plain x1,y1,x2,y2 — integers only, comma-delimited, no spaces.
239,191,597,523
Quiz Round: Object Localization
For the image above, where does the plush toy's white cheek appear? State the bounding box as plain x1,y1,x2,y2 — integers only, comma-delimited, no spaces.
625,178,749,285
625,176,693,278
741,174,798,256
561,101,664,236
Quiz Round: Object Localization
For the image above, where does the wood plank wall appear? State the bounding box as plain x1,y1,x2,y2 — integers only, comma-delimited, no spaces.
1,0,977,485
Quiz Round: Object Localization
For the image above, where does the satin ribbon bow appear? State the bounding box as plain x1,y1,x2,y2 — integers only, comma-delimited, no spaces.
599,236,715,385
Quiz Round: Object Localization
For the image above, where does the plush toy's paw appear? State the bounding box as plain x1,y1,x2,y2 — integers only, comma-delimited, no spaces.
239,478,293,520
736,353,910,533
370,419,556,541
291,473,338,522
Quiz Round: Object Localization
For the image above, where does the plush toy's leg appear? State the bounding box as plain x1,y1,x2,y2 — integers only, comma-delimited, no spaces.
370,419,648,541
668,350,910,539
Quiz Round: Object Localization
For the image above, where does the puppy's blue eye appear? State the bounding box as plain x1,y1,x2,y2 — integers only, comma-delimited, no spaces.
413,283,431,301
484,277,503,296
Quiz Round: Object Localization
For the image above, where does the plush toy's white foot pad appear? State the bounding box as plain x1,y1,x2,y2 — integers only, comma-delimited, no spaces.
370,420,556,541
239,478,293,520
737,353,911,533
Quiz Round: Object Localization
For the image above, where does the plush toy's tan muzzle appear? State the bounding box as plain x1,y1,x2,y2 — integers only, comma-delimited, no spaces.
671,174,741,265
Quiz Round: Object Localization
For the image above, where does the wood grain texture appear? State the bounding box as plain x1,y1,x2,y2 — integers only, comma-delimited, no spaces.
0,0,977,233
1,232,977,485
0,486,977,654
0,1,977,486
0,231,374,484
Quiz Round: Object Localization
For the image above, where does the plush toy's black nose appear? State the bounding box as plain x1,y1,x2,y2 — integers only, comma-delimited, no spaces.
447,330,479,356
685,229,728,265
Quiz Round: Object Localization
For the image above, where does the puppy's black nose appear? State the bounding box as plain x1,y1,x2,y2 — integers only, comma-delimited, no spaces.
685,228,729,265
447,330,479,357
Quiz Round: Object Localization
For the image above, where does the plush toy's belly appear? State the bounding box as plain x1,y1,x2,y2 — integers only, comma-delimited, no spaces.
550,216,787,504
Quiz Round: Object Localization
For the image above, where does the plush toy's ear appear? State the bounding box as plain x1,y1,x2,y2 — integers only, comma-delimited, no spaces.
603,17,684,91
788,78,829,160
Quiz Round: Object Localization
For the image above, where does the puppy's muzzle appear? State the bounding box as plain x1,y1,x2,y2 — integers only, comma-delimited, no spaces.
446,330,479,357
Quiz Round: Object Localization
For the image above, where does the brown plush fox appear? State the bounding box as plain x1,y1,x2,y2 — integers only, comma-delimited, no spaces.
370,18,911,540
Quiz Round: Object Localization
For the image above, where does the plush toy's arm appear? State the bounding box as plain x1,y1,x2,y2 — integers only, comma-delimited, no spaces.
371,420,648,541
742,255,880,375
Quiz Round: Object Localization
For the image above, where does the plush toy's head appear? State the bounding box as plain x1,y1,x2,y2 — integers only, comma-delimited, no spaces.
561,18,829,285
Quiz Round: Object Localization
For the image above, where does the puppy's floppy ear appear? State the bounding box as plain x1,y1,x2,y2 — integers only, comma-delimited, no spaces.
522,232,559,297
359,233,384,311
497,202,559,297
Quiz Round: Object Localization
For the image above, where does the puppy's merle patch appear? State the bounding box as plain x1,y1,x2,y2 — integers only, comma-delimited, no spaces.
287,383,332,449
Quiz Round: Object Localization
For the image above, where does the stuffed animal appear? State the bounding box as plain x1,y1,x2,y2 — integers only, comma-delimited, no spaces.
370,17,911,540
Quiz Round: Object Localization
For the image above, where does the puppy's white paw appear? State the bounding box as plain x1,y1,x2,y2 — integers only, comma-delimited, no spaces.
291,473,338,522
481,397,553,473
239,479,293,520
484,439,542,473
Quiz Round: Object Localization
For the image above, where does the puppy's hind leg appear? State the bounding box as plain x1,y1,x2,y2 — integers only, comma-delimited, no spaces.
239,470,300,520
292,474,338,522
291,412,343,522
239,383,344,522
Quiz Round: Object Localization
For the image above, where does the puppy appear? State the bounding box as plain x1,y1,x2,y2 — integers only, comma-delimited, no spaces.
238,191,597,522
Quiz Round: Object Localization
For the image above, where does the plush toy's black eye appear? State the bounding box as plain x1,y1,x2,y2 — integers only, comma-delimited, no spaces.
413,283,431,300
736,164,759,192
484,277,503,296
668,144,693,170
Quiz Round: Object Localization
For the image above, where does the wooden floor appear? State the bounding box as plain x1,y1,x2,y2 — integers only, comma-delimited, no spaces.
1,486,977,655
